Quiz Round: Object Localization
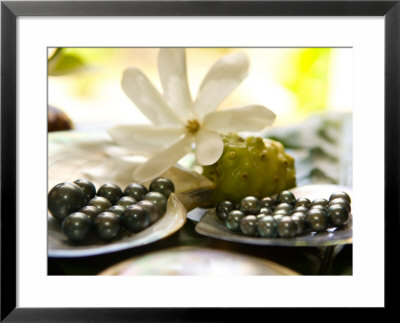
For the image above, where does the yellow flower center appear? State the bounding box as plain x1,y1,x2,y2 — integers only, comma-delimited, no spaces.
185,119,200,134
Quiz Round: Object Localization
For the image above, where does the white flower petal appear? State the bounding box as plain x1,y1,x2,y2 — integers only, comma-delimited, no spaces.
193,52,249,117
158,48,194,120
202,105,276,133
108,124,184,153
82,155,144,185
133,135,193,182
121,67,183,126
195,129,224,166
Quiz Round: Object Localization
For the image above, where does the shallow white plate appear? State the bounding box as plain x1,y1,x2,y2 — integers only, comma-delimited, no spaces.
194,184,353,247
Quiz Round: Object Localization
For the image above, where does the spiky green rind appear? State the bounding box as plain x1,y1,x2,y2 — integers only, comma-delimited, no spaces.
202,133,296,206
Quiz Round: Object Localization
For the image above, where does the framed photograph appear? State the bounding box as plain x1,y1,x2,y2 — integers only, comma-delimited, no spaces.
2,0,398,320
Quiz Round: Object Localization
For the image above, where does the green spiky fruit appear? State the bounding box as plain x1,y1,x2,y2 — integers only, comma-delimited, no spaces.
202,133,296,206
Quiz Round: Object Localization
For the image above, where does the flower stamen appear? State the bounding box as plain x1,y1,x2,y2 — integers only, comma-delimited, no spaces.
186,119,200,134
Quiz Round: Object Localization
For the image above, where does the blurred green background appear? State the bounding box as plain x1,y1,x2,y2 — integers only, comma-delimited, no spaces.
48,47,352,130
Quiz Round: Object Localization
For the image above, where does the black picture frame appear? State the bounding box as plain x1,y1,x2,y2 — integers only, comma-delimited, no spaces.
1,0,398,321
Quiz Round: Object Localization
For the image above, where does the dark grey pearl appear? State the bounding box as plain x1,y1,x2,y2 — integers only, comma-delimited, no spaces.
61,212,90,242
309,204,327,213
306,208,328,232
87,196,112,212
291,213,305,235
295,197,311,208
273,208,291,217
329,191,351,204
79,205,101,224
291,211,306,221
293,205,308,214
277,216,297,238
239,215,258,236
144,192,168,215
329,198,351,213
276,190,296,205
123,183,148,201
256,215,278,237
149,177,175,198
97,183,123,205
107,205,126,218
225,210,245,231
216,200,235,222
260,197,276,209
74,179,96,203
311,198,329,208
116,196,137,207
327,204,349,227
274,202,293,214
107,205,126,233
137,200,161,224
122,204,150,233
273,213,284,223
93,211,120,241
48,182,86,221
259,207,273,216
239,196,261,215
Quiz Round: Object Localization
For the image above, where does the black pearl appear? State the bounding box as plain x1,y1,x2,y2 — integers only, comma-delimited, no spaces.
329,198,351,213
327,204,349,227
137,200,161,224
79,205,101,224
276,190,296,206
107,205,127,233
216,200,235,222
295,197,311,208
107,205,126,218
97,183,123,205
87,196,112,212
311,198,329,208
93,211,121,241
48,182,86,221
291,211,306,221
277,216,297,238
260,196,276,209
73,179,96,203
259,207,273,216
61,212,90,242
149,177,175,198
306,208,328,232
123,204,150,233
274,202,293,214
256,215,278,237
329,191,351,204
144,192,168,215
293,205,308,214
273,207,291,216
309,204,327,212
225,210,245,231
239,215,258,236
123,182,148,201
291,212,306,235
116,196,137,207
239,196,261,215
273,213,285,223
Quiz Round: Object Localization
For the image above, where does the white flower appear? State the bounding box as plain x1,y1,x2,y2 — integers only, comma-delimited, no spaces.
108,48,276,182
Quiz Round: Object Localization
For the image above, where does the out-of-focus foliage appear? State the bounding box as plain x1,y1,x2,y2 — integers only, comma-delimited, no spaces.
262,111,352,188
279,48,332,114
48,48,86,76
48,48,350,131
